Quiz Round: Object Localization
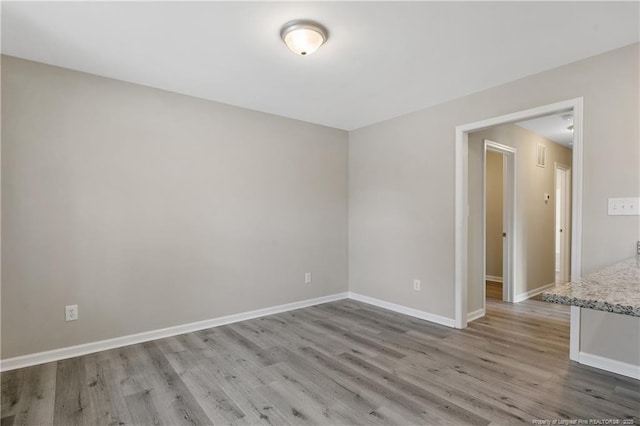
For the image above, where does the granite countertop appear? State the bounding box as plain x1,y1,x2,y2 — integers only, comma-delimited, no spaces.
542,257,640,317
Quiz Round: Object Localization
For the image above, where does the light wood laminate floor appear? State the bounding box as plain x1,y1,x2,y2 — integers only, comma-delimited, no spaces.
486,281,503,300
2,298,639,425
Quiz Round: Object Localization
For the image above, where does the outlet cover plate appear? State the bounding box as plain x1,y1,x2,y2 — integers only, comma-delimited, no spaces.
65,304,78,321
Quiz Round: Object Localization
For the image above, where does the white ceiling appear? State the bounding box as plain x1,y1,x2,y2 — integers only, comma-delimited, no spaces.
2,2,638,131
517,113,574,148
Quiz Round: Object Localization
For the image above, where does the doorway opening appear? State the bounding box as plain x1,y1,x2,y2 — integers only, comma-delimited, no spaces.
469,140,516,322
555,164,571,284
483,141,516,307
454,98,583,334
484,150,504,303
476,127,572,322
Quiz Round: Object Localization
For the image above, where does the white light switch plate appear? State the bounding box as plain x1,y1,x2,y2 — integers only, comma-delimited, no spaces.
608,198,640,216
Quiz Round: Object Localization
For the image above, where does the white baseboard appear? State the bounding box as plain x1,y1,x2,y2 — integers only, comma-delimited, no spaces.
348,292,456,328
0,292,349,372
485,275,503,283
467,308,485,322
578,352,640,380
514,282,556,303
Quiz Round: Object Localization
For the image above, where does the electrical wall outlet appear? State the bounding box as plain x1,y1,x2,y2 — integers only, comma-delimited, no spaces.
305,272,312,284
413,279,421,291
637,241,640,256
65,304,78,321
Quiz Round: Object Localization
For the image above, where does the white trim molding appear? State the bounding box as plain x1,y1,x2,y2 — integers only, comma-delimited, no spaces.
570,98,584,282
513,282,556,303
577,352,640,380
348,292,456,328
467,308,485,322
0,292,349,372
485,275,503,283
569,306,581,361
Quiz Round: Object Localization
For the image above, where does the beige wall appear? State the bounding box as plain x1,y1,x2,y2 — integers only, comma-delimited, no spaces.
1,56,349,359
485,151,503,279
467,125,572,312
349,43,639,363
580,308,640,365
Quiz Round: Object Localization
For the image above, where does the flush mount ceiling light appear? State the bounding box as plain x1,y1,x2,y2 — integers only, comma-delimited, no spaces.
280,20,328,56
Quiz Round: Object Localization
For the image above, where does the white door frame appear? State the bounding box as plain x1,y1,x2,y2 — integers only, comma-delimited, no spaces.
483,140,517,309
554,163,572,283
454,97,583,362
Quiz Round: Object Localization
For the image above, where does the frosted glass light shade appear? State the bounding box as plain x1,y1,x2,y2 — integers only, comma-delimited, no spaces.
280,20,328,56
